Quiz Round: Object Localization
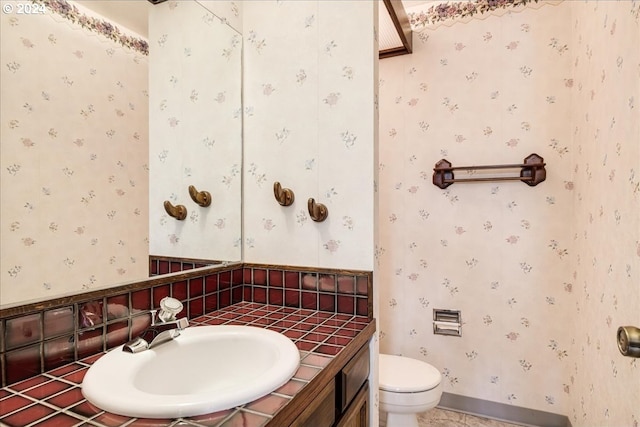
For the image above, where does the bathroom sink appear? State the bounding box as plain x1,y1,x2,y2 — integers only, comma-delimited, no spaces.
81,325,300,419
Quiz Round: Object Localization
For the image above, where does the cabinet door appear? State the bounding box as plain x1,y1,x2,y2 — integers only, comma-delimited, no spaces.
336,382,369,427
290,379,336,427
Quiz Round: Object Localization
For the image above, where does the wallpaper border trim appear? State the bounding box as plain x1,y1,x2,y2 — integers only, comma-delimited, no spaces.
439,392,571,427
32,0,149,55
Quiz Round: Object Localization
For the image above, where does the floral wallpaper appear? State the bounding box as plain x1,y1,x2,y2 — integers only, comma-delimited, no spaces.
569,2,640,426
1,0,149,306
242,1,377,272
378,0,639,425
148,0,243,262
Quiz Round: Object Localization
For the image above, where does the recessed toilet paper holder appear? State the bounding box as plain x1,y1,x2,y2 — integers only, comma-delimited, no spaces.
617,326,640,358
433,309,461,337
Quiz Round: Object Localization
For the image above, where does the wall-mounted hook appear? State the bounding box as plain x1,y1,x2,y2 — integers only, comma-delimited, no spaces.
274,182,295,206
164,201,187,220
308,198,328,222
188,185,212,207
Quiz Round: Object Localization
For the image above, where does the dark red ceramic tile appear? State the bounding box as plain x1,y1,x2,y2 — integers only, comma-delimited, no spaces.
79,352,103,365
315,344,342,356
232,268,243,285
170,261,182,273
106,295,129,320
324,335,350,346
47,363,83,378
23,380,71,400
0,390,9,399
158,260,170,274
219,410,268,427
43,307,74,338
201,318,227,326
0,403,55,426
293,365,320,381
301,274,317,290
337,295,355,314
337,275,355,294
318,293,335,312
78,301,104,329
356,298,369,317
313,325,338,335
0,394,33,416
284,290,299,307
5,313,42,350
284,271,300,289
301,332,328,343
237,315,259,323
253,268,267,285
127,417,174,426
253,287,267,304
189,277,204,298
5,344,42,385
106,320,129,350
204,294,218,313
268,288,283,305
295,341,316,352
318,274,335,292
149,259,158,275
301,353,333,368
356,276,369,295
232,286,243,304
44,336,74,371
274,379,306,396
68,400,104,419
283,314,304,322
31,412,81,426
45,387,84,409
77,328,104,359
248,317,273,326
272,320,297,329
93,410,133,426
182,262,194,270
152,285,170,308
132,289,151,314
7,375,48,392
268,270,283,287
219,271,232,289
171,281,188,301
189,298,204,318
186,408,234,426
243,267,252,284
245,393,289,415
291,322,314,332
205,274,219,293
333,313,352,321
334,328,358,338
219,289,231,308
344,320,366,331
300,292,317,310
283,330,304,340
61,367,87,385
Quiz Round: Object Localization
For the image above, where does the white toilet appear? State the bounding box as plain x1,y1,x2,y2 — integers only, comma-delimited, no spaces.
379,354,443,427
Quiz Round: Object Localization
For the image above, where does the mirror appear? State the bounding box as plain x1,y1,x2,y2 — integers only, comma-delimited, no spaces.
0,0,242,307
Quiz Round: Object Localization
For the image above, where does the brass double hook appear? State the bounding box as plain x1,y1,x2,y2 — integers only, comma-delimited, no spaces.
164,201,187,220
189,185,212,207
308,198,328,222
273,182,295,206
164,185,212,220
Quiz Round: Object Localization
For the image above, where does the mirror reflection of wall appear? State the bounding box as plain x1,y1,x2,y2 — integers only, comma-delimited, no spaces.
148,0,242,263
0,0,242,307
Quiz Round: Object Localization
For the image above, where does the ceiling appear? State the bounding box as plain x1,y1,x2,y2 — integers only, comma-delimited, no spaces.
74,0,427,53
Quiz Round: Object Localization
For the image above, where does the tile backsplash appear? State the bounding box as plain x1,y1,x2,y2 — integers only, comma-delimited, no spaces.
0,260,371,387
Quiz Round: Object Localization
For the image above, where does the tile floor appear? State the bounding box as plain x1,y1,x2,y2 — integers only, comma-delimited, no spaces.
381,407,528,427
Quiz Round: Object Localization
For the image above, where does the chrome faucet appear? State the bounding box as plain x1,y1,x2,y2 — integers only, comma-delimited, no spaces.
123,297,189,353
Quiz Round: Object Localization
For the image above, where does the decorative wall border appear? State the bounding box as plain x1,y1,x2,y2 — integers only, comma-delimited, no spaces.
32,0,149,55
407,0,553,30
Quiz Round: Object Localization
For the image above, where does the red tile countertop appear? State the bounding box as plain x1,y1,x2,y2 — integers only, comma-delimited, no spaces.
0,302,372,427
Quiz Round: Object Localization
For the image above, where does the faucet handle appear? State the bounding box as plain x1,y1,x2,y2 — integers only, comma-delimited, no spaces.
158,297,183,322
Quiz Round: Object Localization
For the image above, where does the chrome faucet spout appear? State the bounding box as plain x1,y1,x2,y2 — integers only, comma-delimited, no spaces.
123,317,189,353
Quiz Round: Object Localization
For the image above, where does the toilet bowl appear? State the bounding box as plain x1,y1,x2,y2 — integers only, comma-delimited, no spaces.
379,354,443,427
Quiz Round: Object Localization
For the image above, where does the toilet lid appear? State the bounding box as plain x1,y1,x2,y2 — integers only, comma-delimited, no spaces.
379,354,441,392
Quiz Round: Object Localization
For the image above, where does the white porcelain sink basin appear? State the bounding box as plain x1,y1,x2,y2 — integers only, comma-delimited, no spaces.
82,325,300,419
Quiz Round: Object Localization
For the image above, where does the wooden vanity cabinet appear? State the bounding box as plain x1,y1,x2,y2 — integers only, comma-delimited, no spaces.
269,321,375,427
